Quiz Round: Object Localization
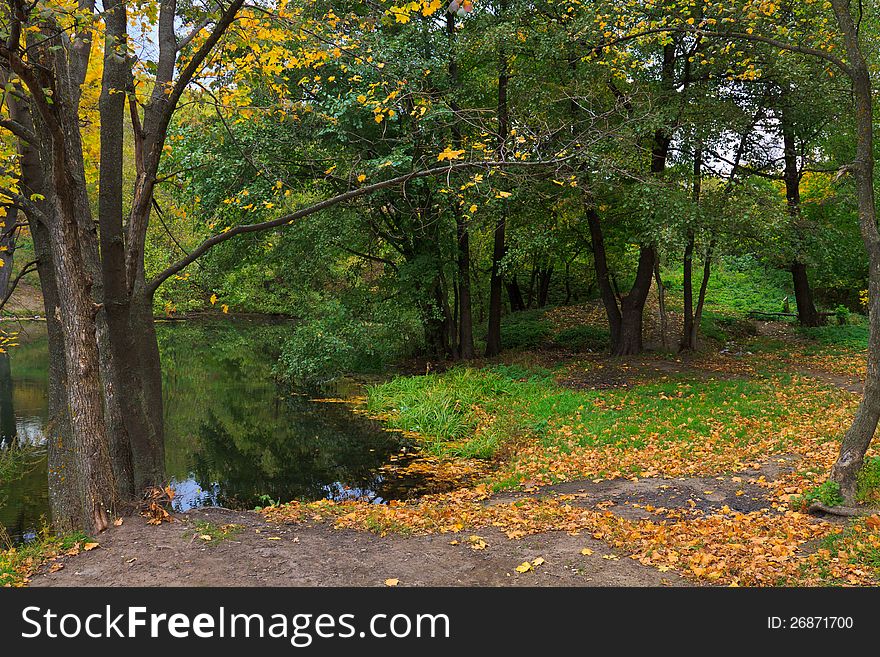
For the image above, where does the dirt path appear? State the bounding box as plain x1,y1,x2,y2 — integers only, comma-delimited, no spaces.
29,507,685,587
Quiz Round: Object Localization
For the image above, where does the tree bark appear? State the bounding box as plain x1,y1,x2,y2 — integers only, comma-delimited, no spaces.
485,0,510,357
781,99,823,327
828,0,880,502
447,13,474,360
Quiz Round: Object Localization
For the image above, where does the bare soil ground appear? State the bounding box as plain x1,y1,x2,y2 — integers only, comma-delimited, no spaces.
29,506,686,587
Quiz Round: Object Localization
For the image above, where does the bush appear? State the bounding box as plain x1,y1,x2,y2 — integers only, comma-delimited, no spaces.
275,302,422,386
857,457,880,506
795,481,845,510
499,311,551,350
553,325,611,352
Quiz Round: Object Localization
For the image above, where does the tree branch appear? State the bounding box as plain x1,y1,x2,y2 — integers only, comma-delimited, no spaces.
145,156,573,295
0,259,37,312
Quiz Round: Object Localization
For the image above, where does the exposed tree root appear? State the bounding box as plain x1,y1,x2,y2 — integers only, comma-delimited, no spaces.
808,502,875,517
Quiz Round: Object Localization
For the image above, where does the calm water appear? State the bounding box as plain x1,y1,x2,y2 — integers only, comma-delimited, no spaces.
0,320,428,543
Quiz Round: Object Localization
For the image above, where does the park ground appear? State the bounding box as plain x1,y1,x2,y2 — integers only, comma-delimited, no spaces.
6,270,880,587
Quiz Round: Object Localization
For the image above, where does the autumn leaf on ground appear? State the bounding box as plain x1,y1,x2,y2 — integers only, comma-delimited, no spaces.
580,548,593,556
83,543,99,551
514,562,532,573
532,557,545,566
384,578,399,587
467,535,488,550
113,518,124,526
199,535,212,541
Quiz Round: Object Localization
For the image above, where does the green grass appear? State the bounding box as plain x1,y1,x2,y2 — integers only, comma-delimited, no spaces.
0,527,90,587
365,365,840,466
663,259,793,316
799,323,868,351
187,520,242,544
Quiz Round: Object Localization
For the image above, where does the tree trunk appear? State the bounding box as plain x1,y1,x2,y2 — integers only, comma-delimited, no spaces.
506,276,525,311
615,246,656,356
653,257,668,349
447,13,474,360
828,0,880,502
485,0,510,357
790,261,823,327
681,229,696,351
457,219,475,359
781,99,823,327
537,265,553,308
587,206,622,347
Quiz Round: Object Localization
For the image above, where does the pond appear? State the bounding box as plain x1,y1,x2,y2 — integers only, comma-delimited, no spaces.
0,319,437,544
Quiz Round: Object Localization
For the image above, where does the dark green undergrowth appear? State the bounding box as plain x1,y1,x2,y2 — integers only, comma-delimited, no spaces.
799,322,868,352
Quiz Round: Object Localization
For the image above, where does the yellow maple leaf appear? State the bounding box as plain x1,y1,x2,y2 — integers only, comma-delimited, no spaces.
515,562,532,573
437,147,465,162
384,578,399,586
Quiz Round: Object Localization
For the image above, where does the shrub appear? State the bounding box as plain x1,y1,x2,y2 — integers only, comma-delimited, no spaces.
795,481,845,510
553,325,610,352
275,302,422,386
857,457,880,506
499,311,551,350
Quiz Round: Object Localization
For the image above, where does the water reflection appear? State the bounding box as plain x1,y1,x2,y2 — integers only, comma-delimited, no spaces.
0,320,434,542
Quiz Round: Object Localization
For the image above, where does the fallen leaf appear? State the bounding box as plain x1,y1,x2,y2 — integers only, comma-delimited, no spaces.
83,543,99,551
515,562,532,573
580,548,593,556
384,578,399,587
531,557,545,566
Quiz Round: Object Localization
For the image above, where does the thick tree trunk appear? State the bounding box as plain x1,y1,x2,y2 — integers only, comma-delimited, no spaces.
790,261,823,327
615,247,656,356
828,0,880,502
48,166,115,535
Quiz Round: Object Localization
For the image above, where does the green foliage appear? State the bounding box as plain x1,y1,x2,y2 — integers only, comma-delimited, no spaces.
663,256,793,316
796,481,845,510
0,444,42,487
0,525,89,587
275,301,422,386
857,457,880,506
800,322,868,350
499,310,552,350
834,304,851,325
553,325,611,352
